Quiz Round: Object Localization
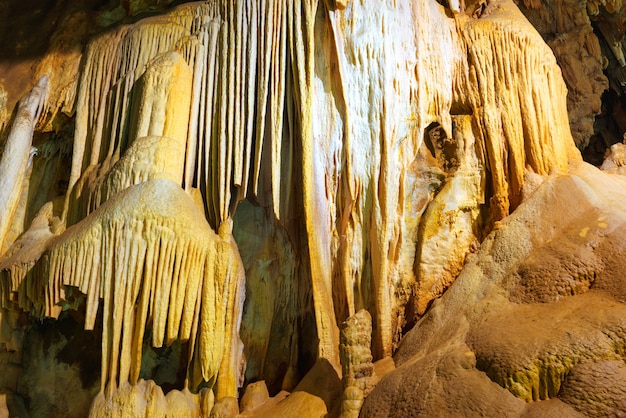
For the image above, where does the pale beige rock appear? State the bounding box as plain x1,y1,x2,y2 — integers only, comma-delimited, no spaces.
414,115,484,315
455,0,576,214
372,357,395,381
0,203,57,312
0,76,49,256
260,391,327,418
66,5,207,218
317,0,429,359
67,134,187,224
339,386,363,418
65,2,259,229
164,389,202,418
128,52,193,147
600,140,626,173
21,0,577,383
200,388,215,416
66,49,192,225
238,359,341,417
312,0,575,362
209,396,238,418
89,380,168,418
339,310,376,392
338,310,376,418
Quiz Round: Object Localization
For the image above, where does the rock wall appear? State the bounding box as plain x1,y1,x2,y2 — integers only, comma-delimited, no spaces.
518,0,609,149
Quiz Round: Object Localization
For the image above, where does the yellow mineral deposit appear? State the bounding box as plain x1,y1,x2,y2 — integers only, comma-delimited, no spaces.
43,179,244,399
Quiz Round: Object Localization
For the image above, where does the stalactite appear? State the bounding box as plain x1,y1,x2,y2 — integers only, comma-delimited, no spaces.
454,1,577,219
67,51,192,224
63,0,344,372
0,203,56,313
18,179,245,400
316,0,458,358
288,0,341,369
0,76,49,256
65,4,214,224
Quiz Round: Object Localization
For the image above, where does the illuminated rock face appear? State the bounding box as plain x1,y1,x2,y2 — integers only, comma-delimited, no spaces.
361,163,626,416
1,0,622,416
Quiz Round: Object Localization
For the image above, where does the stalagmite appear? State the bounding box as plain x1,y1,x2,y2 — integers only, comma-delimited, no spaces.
339,309,376,418
0,76,49,256
89,380,211,418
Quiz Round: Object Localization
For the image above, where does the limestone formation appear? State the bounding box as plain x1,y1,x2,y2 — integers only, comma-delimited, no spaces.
3,179,247,408
414,115,484,316
89,380,209,418
239,381,269,412
339,310,376,418
0,76,49,256
1,0,626,416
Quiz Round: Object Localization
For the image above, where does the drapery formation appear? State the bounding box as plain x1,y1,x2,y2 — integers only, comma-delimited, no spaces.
3,179,246,399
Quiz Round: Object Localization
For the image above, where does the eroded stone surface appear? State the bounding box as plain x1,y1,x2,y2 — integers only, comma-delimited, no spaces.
362,163,626,416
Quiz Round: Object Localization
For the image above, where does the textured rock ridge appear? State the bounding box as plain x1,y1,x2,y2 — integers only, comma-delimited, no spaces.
518,0,609,149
